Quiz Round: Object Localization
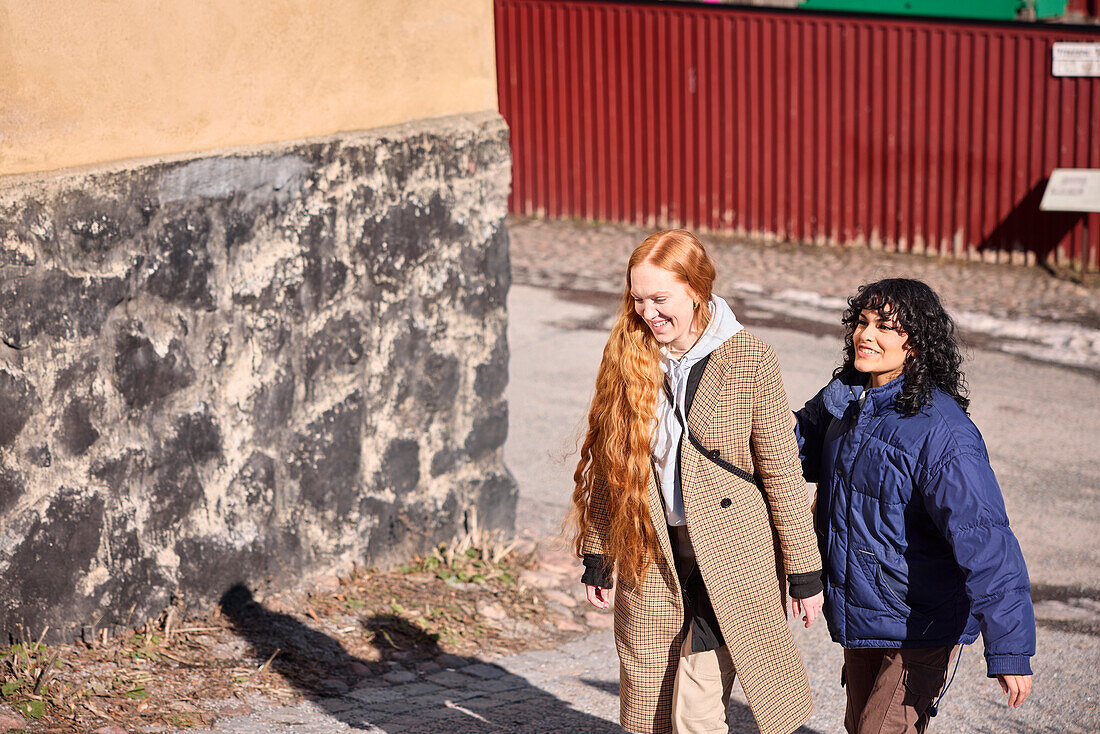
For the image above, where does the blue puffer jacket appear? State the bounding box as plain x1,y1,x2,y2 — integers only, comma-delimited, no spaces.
795,372,1035,677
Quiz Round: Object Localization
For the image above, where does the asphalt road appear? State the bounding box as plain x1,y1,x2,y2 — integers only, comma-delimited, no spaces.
506,283,1100,734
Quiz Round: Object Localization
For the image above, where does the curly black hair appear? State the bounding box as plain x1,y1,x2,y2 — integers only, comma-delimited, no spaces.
832,278,969,416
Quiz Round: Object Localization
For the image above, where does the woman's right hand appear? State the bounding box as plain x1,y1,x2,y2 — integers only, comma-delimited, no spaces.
792,591,824,628
585,584,611,609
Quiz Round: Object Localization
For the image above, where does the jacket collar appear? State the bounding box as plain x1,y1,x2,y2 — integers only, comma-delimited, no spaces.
822,370,904,419
683,353,711,418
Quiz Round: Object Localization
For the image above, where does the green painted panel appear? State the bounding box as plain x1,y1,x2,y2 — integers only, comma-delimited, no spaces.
1034,0,1068,17
798,0,1027,20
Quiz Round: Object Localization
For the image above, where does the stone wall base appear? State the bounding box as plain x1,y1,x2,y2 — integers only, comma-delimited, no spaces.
0,111,516,641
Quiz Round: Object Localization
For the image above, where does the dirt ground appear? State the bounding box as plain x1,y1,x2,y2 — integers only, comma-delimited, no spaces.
0,534,597,733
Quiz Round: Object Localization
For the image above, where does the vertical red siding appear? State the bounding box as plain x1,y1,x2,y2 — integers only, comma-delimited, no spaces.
495,0,1100,270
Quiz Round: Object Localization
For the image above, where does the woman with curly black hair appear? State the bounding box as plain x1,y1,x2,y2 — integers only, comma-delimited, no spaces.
794,278,1035,733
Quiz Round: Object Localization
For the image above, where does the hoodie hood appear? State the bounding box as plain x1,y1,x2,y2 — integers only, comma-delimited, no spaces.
653,295,743,526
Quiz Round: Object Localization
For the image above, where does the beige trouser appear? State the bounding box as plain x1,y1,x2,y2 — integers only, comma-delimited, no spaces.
671,627,737,734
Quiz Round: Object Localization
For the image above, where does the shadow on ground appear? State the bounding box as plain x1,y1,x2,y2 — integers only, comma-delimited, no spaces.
1030,582,1100,637
576,678,828,734
219,584,620,733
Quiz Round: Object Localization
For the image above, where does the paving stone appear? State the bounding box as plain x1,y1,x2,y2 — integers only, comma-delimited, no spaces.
435,689,482,704
470,675,530,693
391,681,444,697
362,699,418,715
418,706,474,721
403,691,468,712
372,714,421,732
346,686,406,705
455,693,511,711
434,653,470,669
321,677,349,693
426,669,476,687
481,687,542,705
382,669,417,684
462,662,507,679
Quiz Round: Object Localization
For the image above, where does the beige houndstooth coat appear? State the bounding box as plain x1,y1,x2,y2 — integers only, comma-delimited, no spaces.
583,331,822,734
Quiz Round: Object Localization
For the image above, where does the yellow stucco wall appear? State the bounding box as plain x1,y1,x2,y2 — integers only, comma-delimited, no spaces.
0,1,498,176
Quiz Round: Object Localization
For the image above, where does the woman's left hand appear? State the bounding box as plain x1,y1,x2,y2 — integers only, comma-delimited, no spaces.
792,591,824,628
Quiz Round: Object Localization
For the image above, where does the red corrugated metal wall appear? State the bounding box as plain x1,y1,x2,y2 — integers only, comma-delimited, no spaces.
495,0,1100,270
1065,0,1100,20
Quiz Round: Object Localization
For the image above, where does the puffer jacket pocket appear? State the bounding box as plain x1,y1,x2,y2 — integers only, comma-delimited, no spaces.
874,552,912,617
850,549,893,610
855,548,966,642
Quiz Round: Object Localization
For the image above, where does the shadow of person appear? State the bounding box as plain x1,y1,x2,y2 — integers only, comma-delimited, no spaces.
219,583,621,733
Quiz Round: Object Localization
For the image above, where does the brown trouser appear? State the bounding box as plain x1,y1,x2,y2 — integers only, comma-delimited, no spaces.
842,646,955,734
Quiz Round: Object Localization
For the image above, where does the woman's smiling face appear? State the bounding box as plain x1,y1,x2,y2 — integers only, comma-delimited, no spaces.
629,261,699,352
853,307,910,387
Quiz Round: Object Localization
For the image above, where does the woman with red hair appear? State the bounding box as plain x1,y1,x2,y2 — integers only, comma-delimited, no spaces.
569,230,823,734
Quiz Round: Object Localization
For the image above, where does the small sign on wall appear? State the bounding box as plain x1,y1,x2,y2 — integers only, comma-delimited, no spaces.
1040,169,1100,213
1052,42,1100,77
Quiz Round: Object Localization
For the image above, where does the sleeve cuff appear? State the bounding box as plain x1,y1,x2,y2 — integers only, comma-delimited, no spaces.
581,554,613,588
787,570,823,599
985,653,1033,678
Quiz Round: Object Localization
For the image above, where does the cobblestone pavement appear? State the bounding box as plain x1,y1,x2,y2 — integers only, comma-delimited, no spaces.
509,216,1100,371
167,537,625,734
194,638,622,734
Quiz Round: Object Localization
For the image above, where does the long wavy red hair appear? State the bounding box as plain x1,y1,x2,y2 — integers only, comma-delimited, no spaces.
567,230,716,588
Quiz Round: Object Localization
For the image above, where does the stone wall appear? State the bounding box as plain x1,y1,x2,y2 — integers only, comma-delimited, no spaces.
0,111,516,642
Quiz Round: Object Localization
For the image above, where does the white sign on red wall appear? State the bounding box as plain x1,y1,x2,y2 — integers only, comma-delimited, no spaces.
1041,169,1100,213
1052,42,1100,77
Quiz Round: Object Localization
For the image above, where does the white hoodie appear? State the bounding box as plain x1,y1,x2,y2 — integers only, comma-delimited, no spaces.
652,295,743,526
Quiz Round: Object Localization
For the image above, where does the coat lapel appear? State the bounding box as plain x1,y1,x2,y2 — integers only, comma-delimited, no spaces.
642,470,677,589
678,342,732,520
646,460,680,595
686,340,733,440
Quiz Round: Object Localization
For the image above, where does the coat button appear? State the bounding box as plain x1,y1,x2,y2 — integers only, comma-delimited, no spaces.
709,449,721,458
720,498,732,508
